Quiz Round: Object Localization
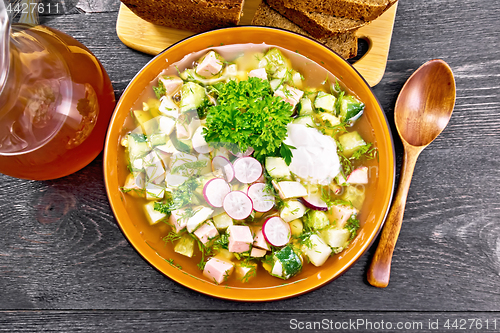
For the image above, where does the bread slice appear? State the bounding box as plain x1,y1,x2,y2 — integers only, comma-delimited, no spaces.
120,0,244,33
281,0,397,21
251,1,358,59
266,0,366,39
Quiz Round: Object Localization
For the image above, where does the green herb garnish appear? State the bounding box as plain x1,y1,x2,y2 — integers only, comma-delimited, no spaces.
337,142,377,176
345,216,360,240
153,80,166,99
153,177,200,215
203,77,294,163
129,133,147,143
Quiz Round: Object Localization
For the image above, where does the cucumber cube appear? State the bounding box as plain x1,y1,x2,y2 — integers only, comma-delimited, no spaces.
144,201,167,225
212,212,234,230
174,233,195,258
128,133,150,161
280,200,306,223
302,234,332,266
314,91,336,113
258,48,290,75
341,186,365,211
306,210,330,230
339,95,364,122
297,97,314,116
320,227,351,253
273,244,302,278
180,82,206,113
338,131,366,157
292,115,315,127
149,133,167,147
269,78,283,92
320,113,341,126
265,156,292,180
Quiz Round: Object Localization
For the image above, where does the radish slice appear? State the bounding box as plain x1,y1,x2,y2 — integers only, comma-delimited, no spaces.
262,216,291,247
247,183,275,213
346,166,369,184
203,178,231,208
301,192,328,211
233,157,263,184
223,191,253,220
212,156,235,182
231,146,254,158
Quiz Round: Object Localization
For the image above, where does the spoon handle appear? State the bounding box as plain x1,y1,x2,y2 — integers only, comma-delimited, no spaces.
367,145,422,288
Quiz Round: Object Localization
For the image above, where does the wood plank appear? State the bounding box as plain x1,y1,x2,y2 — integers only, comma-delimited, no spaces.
1,310,500,332
353,2,398,86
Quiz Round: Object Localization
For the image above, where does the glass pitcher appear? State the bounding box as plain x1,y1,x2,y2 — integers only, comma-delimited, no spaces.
0,0,116,180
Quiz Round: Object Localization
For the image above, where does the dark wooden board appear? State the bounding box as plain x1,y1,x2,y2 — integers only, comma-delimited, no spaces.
1,0,500,330
1,311,499,332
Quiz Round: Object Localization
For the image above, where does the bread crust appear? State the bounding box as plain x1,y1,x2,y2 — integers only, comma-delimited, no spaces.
120,0,244,33
252,1,358,59
281,0,396,21
266,0,367,39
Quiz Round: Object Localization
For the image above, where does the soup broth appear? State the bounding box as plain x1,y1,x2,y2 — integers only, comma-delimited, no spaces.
117,44,379,287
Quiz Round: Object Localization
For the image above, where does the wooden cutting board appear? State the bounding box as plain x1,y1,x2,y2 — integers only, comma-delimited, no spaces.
116,1,398,87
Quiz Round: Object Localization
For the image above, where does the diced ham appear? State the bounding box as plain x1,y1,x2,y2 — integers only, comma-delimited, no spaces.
274,85,304,108
252,228,270,250
203,257,234,284
330,205,357,228
250,247,267,258
248,68,268,81
159,76,183,96
169,209,188,233
194,221,219,245
227,225,253,253
195,51,223,77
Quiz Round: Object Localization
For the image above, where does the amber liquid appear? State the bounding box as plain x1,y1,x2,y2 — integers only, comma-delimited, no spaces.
0,24,115,180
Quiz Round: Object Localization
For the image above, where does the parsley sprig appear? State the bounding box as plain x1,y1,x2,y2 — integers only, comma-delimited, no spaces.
203,77,294,163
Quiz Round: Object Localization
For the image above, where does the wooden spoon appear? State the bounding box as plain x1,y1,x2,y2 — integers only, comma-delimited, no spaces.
367,59,456,288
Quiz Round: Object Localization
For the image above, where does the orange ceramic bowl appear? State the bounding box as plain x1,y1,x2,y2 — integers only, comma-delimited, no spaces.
104,26,395,301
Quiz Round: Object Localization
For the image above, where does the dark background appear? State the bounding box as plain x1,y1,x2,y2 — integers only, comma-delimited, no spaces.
1,0,499,331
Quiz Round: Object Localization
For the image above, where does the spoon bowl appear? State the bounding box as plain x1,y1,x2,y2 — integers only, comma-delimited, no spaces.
368,59,456,288
396,59,456,147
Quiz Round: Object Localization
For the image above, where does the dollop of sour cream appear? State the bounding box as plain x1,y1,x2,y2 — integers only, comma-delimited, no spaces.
284,123,341,185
